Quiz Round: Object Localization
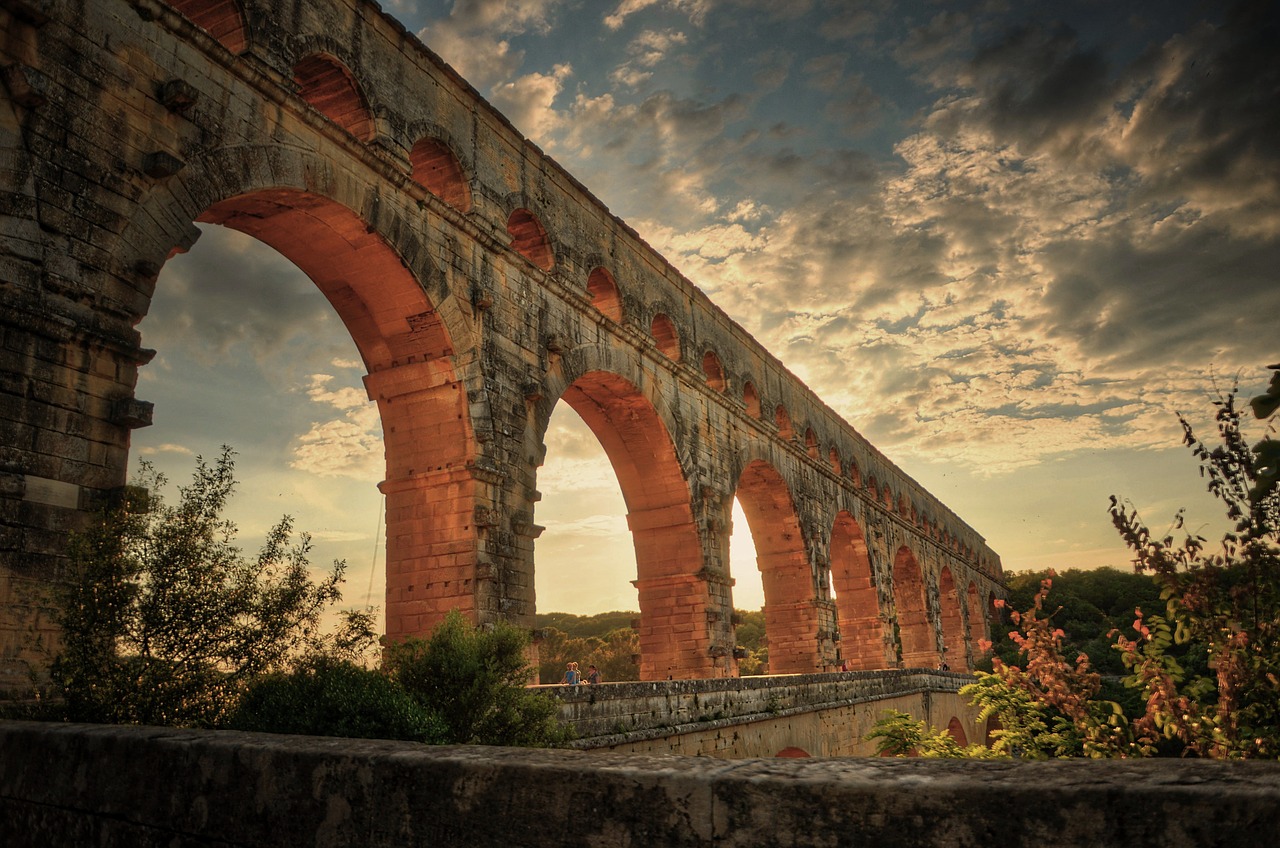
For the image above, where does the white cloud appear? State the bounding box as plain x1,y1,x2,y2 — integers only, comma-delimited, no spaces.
290,375,383,479
488,63,573,142
136,443,194,456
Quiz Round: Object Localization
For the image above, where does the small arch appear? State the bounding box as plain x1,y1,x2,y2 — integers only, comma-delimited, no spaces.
775,404,793,439
587,267,622,322
409,137,471,212
849,462,861,487
946,717,968,746
743,381,761,418
831,511,882,670
882,485,894,509
293,53,374,141
805,428,819,459
866,475,878,496
507,208,554,271
968,581,987,651
893,546,938,668
898,494,910,517
170,0,248,53
775,746,810,758
828,448,841,475
938,566,966,671
702,350,726,391
650,314,680,360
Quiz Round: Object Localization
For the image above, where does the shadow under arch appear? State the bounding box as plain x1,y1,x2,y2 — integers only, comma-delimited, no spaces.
122,168,482,645
830,510,885,670
893,546,938,668
533,352,714,679
733,459,821,674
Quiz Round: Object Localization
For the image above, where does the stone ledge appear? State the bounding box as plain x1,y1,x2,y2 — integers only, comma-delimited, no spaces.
1,720,1277,847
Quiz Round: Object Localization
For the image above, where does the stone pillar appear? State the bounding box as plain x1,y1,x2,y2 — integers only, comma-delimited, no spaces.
627,503,717,679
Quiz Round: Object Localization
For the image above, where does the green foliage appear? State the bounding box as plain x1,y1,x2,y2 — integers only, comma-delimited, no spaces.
535,610,637,639
733,608,769,675
1108,371,1280,758
388,610,572,746
979,567,1164,677
44,449,349,728
227,657,447,742
866,710,999,759
536,624,639,684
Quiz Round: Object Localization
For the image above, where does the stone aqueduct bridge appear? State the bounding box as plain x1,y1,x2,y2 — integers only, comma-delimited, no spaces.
0,0,1004,687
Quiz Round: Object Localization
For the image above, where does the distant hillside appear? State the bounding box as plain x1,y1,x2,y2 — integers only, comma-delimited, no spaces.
535,610,637,639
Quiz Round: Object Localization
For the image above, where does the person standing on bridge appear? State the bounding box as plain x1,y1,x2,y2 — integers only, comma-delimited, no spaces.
586,664,601,685
563,662,581,685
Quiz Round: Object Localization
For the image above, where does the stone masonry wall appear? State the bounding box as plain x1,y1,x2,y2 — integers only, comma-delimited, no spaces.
1,721,1277,847
1,0,1006,690
547,669,977,757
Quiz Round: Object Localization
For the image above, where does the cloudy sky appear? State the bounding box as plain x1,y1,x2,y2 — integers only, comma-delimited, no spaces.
135,0,1278,622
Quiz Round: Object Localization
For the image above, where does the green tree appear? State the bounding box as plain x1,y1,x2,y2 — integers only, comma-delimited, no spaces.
386,610,572,746
44,449,351,727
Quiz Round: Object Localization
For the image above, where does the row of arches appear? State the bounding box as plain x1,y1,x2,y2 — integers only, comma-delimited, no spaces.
543,357,992,675
164,0,993,573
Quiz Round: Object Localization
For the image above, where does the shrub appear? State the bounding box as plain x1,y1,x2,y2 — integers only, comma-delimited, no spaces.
387,610,572,746
227,658,446,742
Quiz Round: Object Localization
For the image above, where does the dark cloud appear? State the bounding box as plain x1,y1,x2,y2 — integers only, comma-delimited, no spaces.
145,226,353,371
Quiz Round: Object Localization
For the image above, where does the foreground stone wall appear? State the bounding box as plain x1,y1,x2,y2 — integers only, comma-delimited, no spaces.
548,669,979,756
1,721,1277,847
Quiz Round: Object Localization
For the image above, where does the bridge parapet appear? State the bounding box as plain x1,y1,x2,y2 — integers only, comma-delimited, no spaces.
545,669,968,751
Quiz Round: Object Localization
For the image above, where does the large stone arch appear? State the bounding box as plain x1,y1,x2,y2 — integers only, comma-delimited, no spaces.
830,510,885,670
732,458,822,674
892,546,938,668
116,149,483,644
533,349,713,679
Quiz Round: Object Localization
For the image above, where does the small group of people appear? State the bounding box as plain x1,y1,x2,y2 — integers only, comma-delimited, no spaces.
562,661,601,685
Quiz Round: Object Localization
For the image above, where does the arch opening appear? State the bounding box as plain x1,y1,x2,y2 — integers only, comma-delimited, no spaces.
539,370,713,680
144,189,472,649
293,54,374,141
409,137,471,212
732,460,822,674
967,580,986,656
774,404,793,440
946,716,969,746
650,314,680,361
702,350,726,392
587,267,622,322
892,546,938,668
830,512,883,670
743,381,761,418
938,566,966,671
507,208,554,271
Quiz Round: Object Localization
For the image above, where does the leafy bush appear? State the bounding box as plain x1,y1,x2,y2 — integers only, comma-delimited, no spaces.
387,610,572,746
227,657,446,742
42,449,350,728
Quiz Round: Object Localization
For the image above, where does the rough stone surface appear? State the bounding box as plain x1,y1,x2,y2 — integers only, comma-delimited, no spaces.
550,669,977,757
1,721,1277,847
1,0,1004,690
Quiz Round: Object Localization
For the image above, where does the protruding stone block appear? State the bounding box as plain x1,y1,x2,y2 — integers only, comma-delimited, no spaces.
142,151,184,179
158,78,199,113
111,397,154,429
1,64,48,108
